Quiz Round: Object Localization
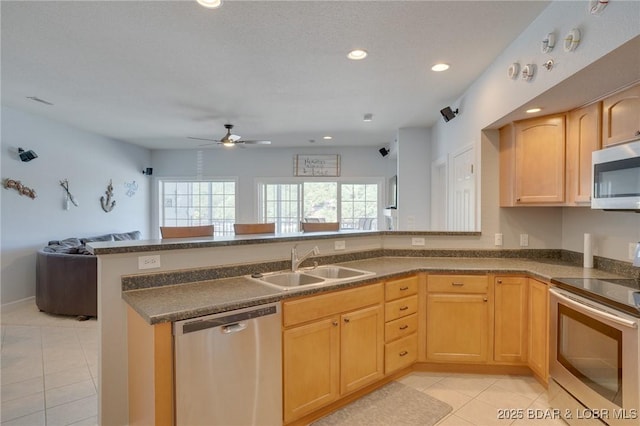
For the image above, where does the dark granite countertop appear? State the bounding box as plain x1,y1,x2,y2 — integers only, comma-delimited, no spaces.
123,256,626,325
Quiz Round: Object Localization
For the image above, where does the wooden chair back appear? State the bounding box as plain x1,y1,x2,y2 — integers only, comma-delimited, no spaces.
300,222,340,232
160,225,214,239
233,223,276,235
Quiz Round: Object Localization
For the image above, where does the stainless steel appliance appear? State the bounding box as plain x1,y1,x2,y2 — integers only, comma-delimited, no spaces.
549,278,640,425
174,302,282,426
591,140,640,211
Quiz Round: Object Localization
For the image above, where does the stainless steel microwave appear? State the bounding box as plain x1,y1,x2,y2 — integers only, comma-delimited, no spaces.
592,140,640,211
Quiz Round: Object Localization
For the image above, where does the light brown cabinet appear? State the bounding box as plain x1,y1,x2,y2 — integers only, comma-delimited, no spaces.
282,283,384,423
493,276,528,364
384,276,418,374
602,84,640,147
566,102,602,205
528,278,549,384
500,114,567,205
426,275,489,363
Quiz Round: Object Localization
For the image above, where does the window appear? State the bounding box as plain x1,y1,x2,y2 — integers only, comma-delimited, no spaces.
160,180,236,236
258,179,380,232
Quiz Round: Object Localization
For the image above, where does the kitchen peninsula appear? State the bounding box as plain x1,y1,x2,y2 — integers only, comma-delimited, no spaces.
88,231,637,425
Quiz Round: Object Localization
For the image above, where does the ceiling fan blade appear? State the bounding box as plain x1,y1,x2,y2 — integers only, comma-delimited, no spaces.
188,136,220,142
239,140,271,145
229,134,241,142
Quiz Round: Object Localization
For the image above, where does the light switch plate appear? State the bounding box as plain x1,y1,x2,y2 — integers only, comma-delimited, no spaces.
138,255,161,270
334,240,346,251
412,237,425,246
633,243,640,267
519,234,529,247
494,233,503,246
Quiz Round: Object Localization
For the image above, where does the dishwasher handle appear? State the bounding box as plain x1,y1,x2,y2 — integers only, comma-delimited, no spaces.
221,323,247,334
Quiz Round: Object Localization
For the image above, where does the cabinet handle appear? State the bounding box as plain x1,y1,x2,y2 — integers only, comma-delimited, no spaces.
399,286,409,291
332,320,338,326
516,198,521,202
399,325,409,330
497,280,503,284
483,297,488,302
451,282,464,286
399,306,409,311
399,351,409,357
344,318,350,323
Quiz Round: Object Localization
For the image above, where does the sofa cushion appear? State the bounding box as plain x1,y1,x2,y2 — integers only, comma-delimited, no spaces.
80,234,114,245
113,230,142,241
42,245,81,254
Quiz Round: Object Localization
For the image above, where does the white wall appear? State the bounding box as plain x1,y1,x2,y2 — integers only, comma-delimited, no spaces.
1,106,151,304
396,127,431,230
429,1,640,258
150,146,389,234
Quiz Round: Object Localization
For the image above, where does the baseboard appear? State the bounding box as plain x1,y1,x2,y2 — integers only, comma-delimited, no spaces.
1,296,35,314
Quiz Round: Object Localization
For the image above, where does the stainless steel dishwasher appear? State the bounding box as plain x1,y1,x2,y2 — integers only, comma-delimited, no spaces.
173,302,282,426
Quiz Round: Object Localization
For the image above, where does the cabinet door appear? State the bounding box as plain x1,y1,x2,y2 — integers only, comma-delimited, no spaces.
567,103,602,204
494,276,528,363
528,279,549,383
514,114,566,204
340,304,384,394
283,317,340,423
426,293,489,363
602,84,640,147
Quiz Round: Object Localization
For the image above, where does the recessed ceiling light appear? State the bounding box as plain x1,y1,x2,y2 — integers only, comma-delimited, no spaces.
323,136,333,140
363,113,373,122
431,63,450,72
526,107,542,113
196,0,222,9
347,49,368,60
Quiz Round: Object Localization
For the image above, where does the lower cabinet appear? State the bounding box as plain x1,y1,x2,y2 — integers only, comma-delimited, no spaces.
282,283,384,423
528,278,549,383
384,276,419,374
426,275,490,363
493,276,528,363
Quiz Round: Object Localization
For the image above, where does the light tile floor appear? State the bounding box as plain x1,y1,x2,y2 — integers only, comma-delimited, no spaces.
1,300,97,426
1,300,565,426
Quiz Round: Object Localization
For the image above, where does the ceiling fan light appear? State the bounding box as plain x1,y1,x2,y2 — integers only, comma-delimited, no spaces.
196,0,222,9
222,141,235,147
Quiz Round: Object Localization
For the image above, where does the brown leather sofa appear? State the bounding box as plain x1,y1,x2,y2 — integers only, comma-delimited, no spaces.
36,231,141,318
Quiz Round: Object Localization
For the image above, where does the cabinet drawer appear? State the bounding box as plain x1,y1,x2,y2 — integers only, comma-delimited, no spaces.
384,295,418,322
385,334,417,374
385,276,418,301
385,313,417,343
427,275,488,294
283,283,383,327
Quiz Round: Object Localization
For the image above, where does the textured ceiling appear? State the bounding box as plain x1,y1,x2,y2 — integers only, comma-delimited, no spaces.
1,1,549,149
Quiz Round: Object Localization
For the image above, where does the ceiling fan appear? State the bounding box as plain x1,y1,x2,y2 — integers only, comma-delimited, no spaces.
188,124,271,147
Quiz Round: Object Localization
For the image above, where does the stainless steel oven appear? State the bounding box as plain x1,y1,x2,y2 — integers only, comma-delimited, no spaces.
549,287,640,425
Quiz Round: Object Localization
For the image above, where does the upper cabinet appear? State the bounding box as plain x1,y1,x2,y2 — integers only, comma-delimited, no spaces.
566,102,602,205
602,84,640,147
500,114,566,206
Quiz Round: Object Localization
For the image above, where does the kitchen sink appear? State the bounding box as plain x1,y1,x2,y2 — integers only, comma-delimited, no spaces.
249,265,375,291
305,265,375,280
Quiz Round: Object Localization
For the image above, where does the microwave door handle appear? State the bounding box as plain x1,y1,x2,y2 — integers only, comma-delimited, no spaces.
552,289,638,329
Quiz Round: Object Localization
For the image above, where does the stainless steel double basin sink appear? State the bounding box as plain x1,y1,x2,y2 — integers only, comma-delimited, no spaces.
248,265,375,291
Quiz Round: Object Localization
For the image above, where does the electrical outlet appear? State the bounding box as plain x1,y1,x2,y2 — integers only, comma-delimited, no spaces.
629,243,637,260
494,233,503,246
411,237,425,246
138,255,161,270
519,234,529,247
334,240,346,251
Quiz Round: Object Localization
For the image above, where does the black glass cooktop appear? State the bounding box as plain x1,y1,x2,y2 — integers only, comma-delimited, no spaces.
551,277,640,317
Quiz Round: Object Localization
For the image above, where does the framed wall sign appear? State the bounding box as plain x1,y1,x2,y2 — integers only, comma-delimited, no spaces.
294,154,340,177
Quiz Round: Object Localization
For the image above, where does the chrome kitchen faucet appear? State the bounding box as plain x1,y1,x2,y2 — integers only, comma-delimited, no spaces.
291,245,319,272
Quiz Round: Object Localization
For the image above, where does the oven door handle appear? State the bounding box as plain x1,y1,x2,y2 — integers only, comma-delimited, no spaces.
552,288,638,329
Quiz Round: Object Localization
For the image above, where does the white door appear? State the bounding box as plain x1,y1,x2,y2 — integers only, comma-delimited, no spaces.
450,146,476,231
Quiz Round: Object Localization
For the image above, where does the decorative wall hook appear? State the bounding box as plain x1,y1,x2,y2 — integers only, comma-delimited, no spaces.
100,179,116,212
60,179,79,209
3,178,37,199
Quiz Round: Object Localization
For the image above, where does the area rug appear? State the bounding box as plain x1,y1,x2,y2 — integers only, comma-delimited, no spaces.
312,381,453,426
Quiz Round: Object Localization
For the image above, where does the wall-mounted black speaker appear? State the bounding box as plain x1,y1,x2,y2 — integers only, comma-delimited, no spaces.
18,148,38,162
440,106,459,122
143,167,153,176
379,147,389,157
